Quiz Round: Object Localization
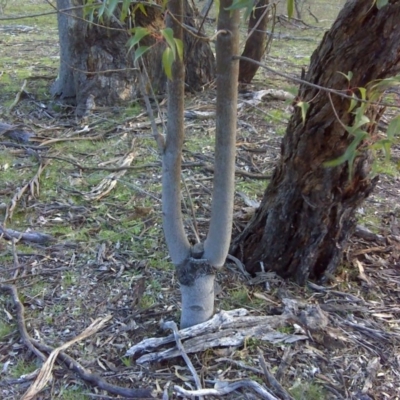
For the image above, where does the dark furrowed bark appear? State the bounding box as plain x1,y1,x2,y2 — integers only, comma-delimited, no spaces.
52,0,214,116
238,0,270,83
231,0,400,284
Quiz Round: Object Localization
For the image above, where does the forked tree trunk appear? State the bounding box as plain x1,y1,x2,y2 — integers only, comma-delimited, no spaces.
163,0,239,328
52,0,215,116
231,0,400,284
238,0,269,83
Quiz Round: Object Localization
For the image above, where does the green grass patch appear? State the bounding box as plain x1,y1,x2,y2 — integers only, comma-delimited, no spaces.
9,358,38,378
290,381,327,400
0,318,15,339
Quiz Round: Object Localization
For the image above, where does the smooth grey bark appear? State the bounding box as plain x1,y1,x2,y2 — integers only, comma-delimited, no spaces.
203,1,240,266
51,0,81,101
162,0,191,266
162,0,239,328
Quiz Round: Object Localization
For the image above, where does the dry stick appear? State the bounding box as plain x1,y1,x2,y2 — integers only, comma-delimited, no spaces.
41,154,270,179
6,161,50,221
8,79,27,113
39,133,108,146
0,284,155,399
233,56,400,109
182,174,201,243
239,3,271,47
0,225,55,244
275,346,294,382
136,59,165,152
0,285,47,361
174,380,279,399
22,315,113,400
257,348,295,400
11,238,20,280
327,92,349,131
265,4,277,55
163,321,203,398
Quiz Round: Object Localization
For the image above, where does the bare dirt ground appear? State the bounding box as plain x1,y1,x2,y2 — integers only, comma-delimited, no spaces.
1,1,400,399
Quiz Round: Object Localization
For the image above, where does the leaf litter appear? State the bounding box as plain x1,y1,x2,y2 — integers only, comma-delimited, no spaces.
1,1,400,399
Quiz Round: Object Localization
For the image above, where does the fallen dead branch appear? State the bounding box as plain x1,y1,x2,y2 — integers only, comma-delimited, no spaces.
174,379,279,399
163,321,203,399
126,308,308,364
258,348,294,400
0,284,155,399
0,122,34,143
81,151,136,201
0,225,54,244
22,315,113,400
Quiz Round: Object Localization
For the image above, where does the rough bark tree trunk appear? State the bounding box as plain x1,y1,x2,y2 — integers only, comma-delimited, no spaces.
231,0,400,284
52,0,215,116
238,0,269,83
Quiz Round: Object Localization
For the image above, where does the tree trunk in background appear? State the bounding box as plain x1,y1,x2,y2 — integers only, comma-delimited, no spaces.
231,0,400,284
52,0,215,116
238,0,269,83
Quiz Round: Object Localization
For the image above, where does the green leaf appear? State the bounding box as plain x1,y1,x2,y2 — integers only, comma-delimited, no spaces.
373,139,392,160
346,107,370,134
138,3,148,16
162,47,175,79
287,0,294,18
376,0,389,9
358,87,367,101
98,0,107,19
348,93,358,113
105,0,119,17
134,45,150,62
296,101,309,124
174,38,183,61
225,0,254,19
324,130,368,179
386,115,400,140
337,71,353,82
225,0,254,10
121,0,133,21
368,75,400,101
161,28,177,59
127,27,150,52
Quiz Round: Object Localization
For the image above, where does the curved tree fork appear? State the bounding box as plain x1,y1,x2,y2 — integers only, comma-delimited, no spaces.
163,0,240,328
231,0,400,284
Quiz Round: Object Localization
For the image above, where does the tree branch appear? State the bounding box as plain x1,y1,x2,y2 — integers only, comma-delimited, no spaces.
162,0,191,264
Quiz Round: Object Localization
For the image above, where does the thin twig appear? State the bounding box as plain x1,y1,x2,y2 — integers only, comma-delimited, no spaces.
328,92,349,131
174,379,279,399
0,284,155,399
163,321,203,398
11,238,20,280
233,56,400,109
258,348,294,400
0,285,47,361
182,174,201,243
136,60,165,152
8,80,27,113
